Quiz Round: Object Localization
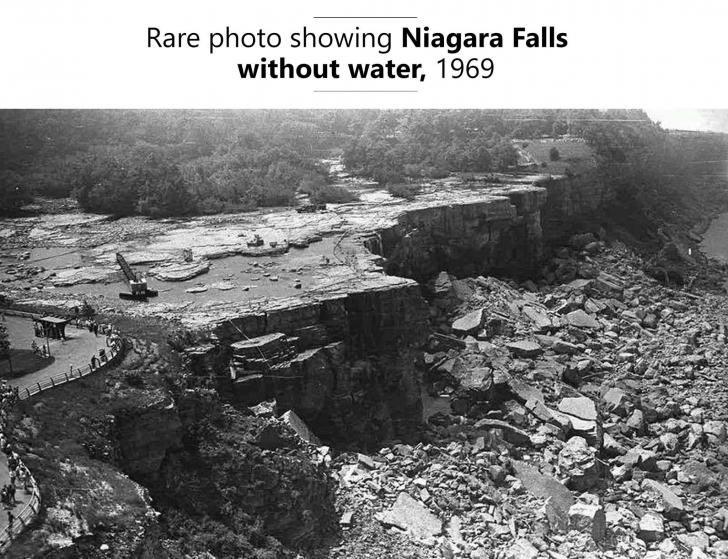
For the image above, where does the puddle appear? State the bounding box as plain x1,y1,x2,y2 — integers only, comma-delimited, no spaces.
54,236,344,306
28,247,84,268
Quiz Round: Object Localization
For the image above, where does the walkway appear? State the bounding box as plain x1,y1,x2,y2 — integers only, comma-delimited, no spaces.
0,314,108,547
1,316,109,390
0,312,125,551
0,454,33,545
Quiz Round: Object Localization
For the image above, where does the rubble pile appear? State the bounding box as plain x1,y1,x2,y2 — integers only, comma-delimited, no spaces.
323,240,728,558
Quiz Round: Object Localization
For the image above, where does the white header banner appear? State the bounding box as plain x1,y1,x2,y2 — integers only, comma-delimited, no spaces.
0,0,726,108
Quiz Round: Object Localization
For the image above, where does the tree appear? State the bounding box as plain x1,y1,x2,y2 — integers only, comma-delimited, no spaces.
552,121,568,136
491,140,518,171
549,147,561,161
80,300,96,318
0,170,31,215
0,322,12,376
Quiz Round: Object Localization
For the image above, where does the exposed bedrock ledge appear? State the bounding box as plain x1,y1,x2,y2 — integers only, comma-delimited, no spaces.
539,171,616,242
180,177,616,445
370,187,548,282
185,281,429,446
364,175,616,282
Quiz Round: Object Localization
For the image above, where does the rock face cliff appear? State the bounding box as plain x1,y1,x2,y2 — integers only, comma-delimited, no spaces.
373,187,548,282
180,178,626,446
9,338,337,559
148,390,337,555
114,390,183,479
185,281,430,446
538,172,616,243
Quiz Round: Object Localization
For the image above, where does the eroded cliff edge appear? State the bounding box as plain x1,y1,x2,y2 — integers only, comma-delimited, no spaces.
4,173,634,557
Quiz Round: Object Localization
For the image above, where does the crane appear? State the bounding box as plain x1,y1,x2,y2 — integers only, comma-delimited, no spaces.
116,253,158,301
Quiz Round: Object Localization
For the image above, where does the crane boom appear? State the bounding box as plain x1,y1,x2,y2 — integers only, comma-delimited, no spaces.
115,252,158,300
116,253,138,282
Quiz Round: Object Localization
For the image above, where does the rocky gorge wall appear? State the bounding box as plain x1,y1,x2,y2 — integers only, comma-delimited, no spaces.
364,174,615,283
538,171,617,242
182,176,620,446
371,187,548,282
186,281,430,446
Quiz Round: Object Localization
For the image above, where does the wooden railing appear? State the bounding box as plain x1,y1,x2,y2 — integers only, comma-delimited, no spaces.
15,334,125,401
0,466,41,552
0,310,127,551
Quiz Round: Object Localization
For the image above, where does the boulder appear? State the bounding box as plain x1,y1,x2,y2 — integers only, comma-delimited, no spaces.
558,397,598,421
602,387,629,416
638,512,665,542
626,409,646,433
558,436,601,490
432,271,454,296
569,501,606,541
452,309,484,335
505,340,543,359
522,306,552,332
513,461,574,531
280,410,321,445
507,378,544,404
525,398,555,424
566,309,601,329
704,420,727,444
377,492,442,541
642,479,685,520
149,259,210,281
591,272,625,297
619,447,658,472
602,433,627,457
504,538,539,559
474,418,532,447
677,531,710,551
552,339,581,355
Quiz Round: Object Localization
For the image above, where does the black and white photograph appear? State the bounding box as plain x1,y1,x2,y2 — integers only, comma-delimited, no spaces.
0,109,728,558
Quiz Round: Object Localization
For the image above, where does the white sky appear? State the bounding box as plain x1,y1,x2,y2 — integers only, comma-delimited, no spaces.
646,110,728,133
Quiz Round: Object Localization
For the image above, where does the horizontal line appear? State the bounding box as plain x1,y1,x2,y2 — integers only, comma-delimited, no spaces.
313,90,418,93
313,16,417,19
504,118,651,122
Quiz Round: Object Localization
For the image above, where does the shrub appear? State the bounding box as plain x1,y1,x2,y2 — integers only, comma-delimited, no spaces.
80,299,96,318
125,371,144,388
308,184,358,205
388,183,420,200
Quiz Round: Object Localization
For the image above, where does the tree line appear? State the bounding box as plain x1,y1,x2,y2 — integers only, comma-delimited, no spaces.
1,109,724,217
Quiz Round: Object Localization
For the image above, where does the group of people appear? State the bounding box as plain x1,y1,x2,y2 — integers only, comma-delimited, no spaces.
29,340,48,359
0,380,30,537
75,318,116,338
32,321,64,340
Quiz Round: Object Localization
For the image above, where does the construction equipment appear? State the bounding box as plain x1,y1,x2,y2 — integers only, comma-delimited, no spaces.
116,253,158,301
246,234,264,247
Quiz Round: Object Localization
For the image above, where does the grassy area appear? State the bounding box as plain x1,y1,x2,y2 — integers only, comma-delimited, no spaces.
0,349,53,379
516,138,597,175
